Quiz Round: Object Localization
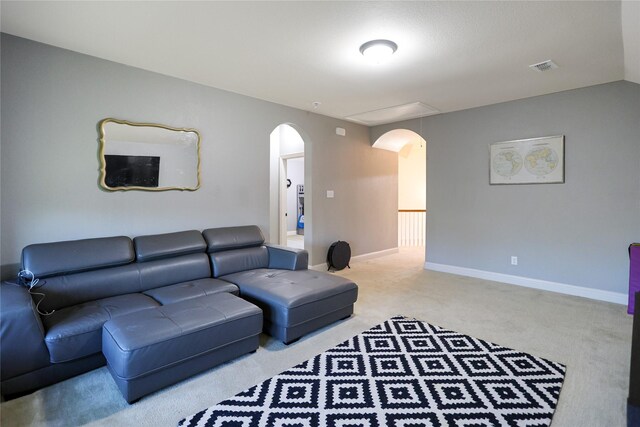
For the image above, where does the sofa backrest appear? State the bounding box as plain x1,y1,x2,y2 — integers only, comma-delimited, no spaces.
22,236,136,311
203,225,269,277
209,247,269,277
203,225,265,253
133,229,211,291
134,230,206,262
21,230,211,312
22,236,134,278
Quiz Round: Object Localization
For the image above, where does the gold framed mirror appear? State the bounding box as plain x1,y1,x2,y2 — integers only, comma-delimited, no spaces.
98,118,201,191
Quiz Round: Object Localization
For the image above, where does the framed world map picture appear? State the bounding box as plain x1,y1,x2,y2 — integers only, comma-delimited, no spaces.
489,135,564,185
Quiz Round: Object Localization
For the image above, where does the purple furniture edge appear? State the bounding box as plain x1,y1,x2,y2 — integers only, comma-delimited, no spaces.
628,244,640,315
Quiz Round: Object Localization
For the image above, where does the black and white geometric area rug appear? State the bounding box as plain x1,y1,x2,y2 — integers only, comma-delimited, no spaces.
179,316,566,427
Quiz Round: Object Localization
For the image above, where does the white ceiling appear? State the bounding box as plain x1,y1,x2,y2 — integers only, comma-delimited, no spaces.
1,1,638,126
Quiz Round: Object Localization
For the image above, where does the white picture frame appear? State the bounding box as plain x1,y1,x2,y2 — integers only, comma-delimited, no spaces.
489,135,565,185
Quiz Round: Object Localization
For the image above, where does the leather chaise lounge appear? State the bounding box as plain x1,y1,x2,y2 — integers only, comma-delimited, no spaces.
204,226,358,344
0,225,358,402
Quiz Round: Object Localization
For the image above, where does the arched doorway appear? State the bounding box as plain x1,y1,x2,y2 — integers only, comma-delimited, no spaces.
269,124,312,257
372,129,426,248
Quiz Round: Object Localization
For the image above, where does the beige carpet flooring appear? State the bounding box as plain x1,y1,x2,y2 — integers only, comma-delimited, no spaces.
0,247,632,426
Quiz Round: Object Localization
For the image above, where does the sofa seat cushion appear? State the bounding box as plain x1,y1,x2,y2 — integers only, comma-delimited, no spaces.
102,292,262,381
143,278,239,305
43,293,160,363
220,269,358,328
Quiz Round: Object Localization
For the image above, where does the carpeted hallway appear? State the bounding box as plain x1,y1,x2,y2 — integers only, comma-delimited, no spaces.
0,248,632,426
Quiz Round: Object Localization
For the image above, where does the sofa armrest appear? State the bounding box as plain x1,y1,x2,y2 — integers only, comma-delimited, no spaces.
266,245,308,271
1,281,51,381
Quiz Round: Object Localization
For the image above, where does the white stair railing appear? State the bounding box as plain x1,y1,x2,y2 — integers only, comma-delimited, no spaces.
398,210,426,247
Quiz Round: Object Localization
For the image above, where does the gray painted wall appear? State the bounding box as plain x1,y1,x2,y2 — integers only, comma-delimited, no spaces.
0,34,398,277
372,81,640,294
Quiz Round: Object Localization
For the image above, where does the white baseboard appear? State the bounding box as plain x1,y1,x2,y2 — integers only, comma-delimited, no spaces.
310,247,399,270
352,247,399,262
287,230,297,236
424,262,626,305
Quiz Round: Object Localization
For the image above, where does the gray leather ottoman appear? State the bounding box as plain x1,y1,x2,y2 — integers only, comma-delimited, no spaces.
102,293,262,403
221,269,358,344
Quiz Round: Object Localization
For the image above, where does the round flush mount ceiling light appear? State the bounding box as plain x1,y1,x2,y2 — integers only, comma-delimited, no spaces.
359,39,398,62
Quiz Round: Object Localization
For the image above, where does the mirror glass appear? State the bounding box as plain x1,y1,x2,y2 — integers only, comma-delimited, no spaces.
99,119,200,191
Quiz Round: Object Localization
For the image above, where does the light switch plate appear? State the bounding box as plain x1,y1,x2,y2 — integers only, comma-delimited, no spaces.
326,190,334,198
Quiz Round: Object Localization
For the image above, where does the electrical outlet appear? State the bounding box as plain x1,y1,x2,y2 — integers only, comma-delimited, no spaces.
511,256,518,266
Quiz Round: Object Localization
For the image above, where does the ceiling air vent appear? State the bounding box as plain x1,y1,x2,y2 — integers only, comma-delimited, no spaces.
529,60,558,72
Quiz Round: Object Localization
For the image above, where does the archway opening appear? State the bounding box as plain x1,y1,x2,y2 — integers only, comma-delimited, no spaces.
373,129,426,248
269,124,311,256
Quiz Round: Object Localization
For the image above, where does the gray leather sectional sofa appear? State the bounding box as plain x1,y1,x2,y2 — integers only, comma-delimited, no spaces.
0,226,358,402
